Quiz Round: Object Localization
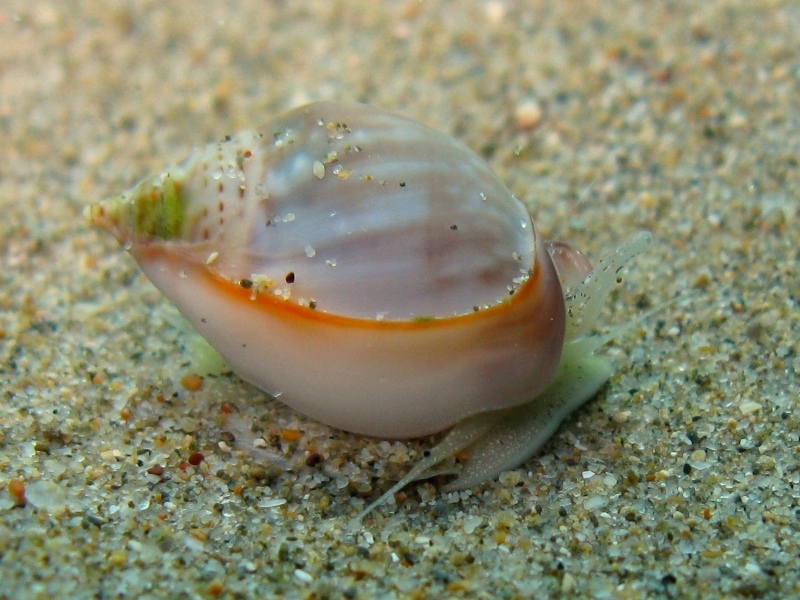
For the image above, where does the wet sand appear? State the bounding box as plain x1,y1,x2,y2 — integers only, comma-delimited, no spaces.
1,1,798,598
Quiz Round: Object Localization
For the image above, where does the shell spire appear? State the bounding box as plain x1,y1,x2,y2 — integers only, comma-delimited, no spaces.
86,171,191,246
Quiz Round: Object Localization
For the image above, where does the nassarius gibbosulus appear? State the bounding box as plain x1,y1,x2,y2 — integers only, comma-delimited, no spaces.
86,101,651,519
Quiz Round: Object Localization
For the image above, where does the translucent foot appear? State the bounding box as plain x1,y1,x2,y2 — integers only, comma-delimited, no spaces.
351,232,653,524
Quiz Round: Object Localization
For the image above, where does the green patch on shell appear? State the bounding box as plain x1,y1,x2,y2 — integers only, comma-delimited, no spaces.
129,174,187,240
85,171,190,243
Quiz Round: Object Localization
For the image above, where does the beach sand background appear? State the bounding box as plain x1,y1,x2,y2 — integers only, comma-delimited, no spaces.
1,1,798,598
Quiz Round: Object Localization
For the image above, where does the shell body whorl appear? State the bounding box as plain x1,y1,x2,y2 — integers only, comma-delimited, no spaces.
88,101,569,437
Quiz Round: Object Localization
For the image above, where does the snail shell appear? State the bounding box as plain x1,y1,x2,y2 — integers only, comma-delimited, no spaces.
87,101,650,510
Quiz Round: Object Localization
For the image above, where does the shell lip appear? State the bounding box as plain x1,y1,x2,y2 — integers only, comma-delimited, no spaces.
131,245,546,331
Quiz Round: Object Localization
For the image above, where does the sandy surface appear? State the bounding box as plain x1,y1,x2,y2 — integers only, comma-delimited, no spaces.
1,1,799,598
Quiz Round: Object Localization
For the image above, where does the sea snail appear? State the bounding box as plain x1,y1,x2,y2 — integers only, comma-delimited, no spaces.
86,101,651,518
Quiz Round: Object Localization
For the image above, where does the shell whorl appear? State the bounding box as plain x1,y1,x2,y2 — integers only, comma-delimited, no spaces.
90,102,540,322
